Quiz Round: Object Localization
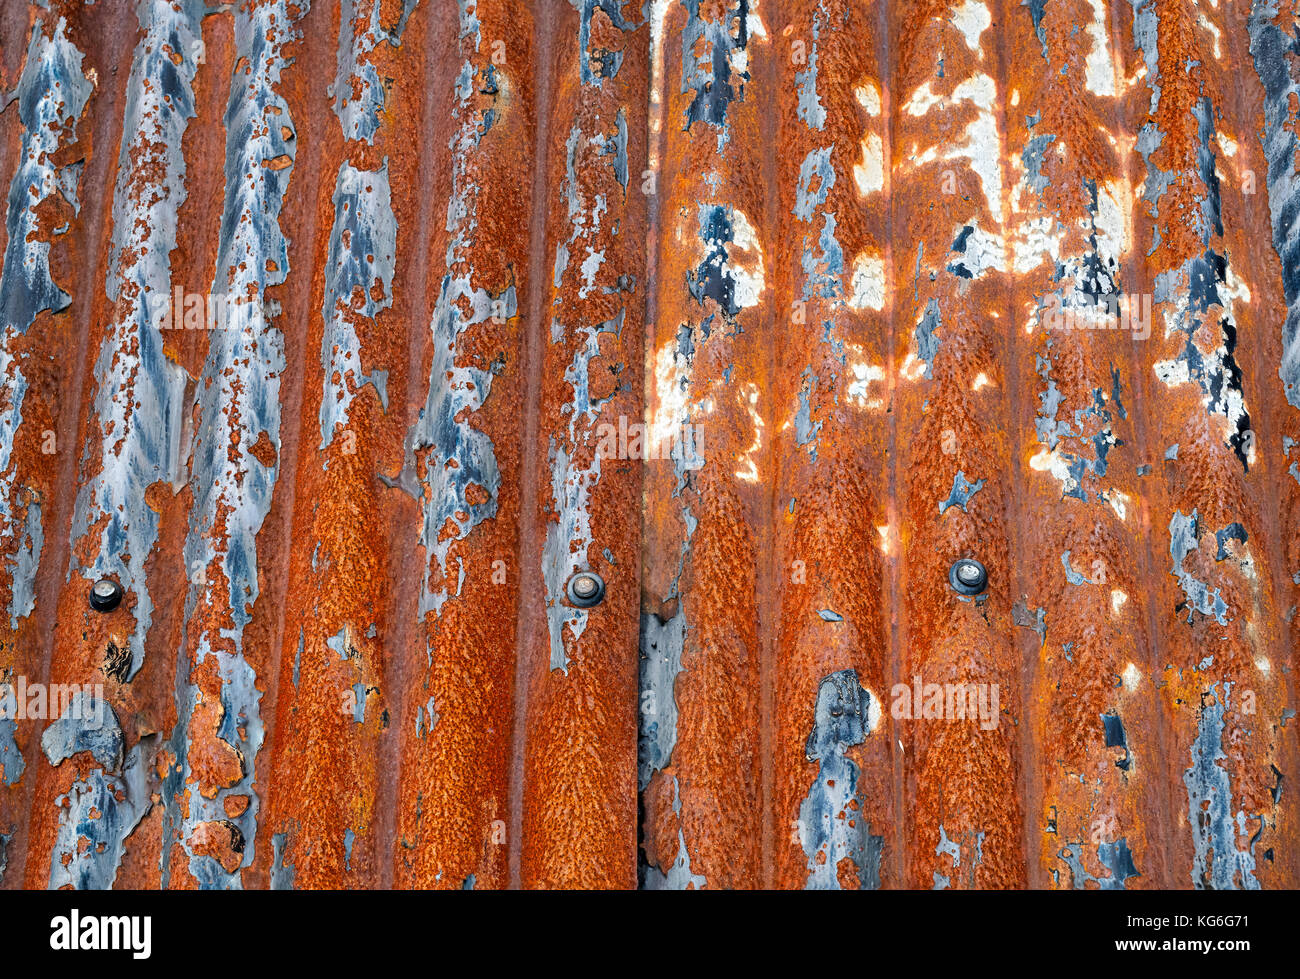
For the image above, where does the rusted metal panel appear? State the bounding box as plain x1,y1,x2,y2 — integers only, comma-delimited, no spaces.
0,0,1296,891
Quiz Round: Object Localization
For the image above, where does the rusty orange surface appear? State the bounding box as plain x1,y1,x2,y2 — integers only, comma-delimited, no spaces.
0,0,1295,890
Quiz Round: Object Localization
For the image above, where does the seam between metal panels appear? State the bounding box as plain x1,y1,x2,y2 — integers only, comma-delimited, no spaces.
637,0,668,890
877,0,904,892
989,6,1042,891
1109,0,1180,887
510,0,559,891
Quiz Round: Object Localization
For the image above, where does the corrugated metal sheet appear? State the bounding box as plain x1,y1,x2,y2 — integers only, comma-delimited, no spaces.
0,0,1295,890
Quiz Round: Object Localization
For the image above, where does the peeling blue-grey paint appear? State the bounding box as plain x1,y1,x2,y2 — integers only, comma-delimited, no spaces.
643,776,706,889
794,366,823,458
638,608,685,789
793,146,834,221
319,160,394,451
1059,837,1141,889
1022,0,1048,58
1134,20,1251,469
914,299,941,378
798,670,882,889
8,499,42,628
1248,1,1300,410
933,823,985,889
794,7,825,131
1184,684,1260,889
0,15,92,635
48,739,152,890
1022,132,1056,194
0,682,22,786
40,693,118,770
390,5,512,619
1012,598,1047,638
0,18,92,333
330,0,418,144
161,0,308,891
1101,712,1132,771
270,831,295,890
1169,510,1230,625
67,0,203,681
680,0,750,141
1214,522,1248,561
573,0,644,84
1033,351,1124,504
1061,550,1101,586
939,470,985,515
542,12,640,672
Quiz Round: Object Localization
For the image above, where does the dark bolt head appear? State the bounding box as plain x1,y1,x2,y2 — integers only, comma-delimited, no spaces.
566,571,605,608
949,558,988,596
89,578,123,613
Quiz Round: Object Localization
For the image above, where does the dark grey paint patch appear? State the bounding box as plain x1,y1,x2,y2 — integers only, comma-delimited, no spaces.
939,470,986,514
798,670,883,889
40,693,119,770
1184,684,1260,889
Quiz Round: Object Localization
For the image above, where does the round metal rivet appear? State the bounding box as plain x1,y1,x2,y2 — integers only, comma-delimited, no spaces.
89,578,123,613
949,559,988,596
566,571,605,608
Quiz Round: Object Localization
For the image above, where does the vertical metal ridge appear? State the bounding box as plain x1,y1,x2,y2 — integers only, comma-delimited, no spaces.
1004,0,1165,890
520,0,647,888
1125,0,1288,889
391,0,534,890
640,0,768,890
890,0,1027,889
1,0,101,890
769,0,894,890
259,0,419,890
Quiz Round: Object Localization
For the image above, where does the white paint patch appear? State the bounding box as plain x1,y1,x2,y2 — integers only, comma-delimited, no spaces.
1154,358,1191,387
1122,662,1141,692
863,686,883,733
1029,446,1074,492
1197,13,1222,60
956,224,1006,277
1094,179,1132,266
854,131,884,196
649,338,691,455
855,81,881,116
1107,490,1130,522
735,383,764,483
1084,0,1118,96
728,208,767,310
1012,216,1061,275
847,359,885,409
949,0,991,53
849,252,885,311
1111,589,1128,615
899,352,927,382
905,73,997,116
972,372,992,391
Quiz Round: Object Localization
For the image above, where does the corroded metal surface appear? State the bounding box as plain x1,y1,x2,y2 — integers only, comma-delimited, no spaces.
0,0,1296,890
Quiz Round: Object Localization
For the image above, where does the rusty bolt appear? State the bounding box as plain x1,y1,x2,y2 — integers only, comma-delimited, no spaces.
566,571,605,608
949,559,987,596
89,578,123,612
